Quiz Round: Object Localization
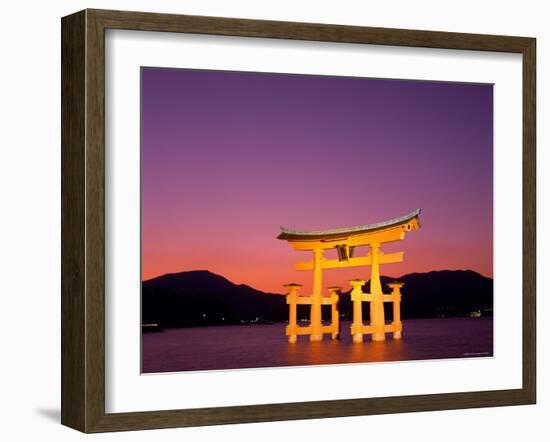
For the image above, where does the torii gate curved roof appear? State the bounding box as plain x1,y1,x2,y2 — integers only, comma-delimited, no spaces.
277,209,421,241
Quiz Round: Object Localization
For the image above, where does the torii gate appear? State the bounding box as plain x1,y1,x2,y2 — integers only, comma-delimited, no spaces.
277,209,421,343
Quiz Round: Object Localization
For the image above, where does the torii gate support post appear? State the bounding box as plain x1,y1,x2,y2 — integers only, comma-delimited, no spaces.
327,286,341,340
369,243,386,341
285,283,302,343
310,248,324,341
350,279,366,343
388,282,404,339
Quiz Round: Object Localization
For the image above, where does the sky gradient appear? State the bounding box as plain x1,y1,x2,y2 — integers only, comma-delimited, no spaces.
141,68,493,294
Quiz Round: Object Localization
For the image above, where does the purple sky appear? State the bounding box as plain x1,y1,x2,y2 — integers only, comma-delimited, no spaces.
141,67,493,294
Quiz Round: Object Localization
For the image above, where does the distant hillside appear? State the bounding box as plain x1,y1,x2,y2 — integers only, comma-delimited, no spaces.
142,270,287,327
338,270,493,320
390,270,492,318
142,269,493,327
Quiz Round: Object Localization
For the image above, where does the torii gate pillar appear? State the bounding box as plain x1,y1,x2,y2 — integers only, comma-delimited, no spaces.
310,248,323,341
369,243,386,341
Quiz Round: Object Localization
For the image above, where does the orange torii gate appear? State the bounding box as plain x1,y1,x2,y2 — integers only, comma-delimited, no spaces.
277,209,421,343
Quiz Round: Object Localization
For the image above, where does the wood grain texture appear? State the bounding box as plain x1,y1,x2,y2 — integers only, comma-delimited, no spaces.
522,38,536,403
61,8,537,433
90,8,533,52
61,10,86,432
85,9,107,432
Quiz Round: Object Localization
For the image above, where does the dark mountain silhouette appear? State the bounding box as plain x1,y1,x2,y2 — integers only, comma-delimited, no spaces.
390,270,492,318
142,269,492,328
337,270,493,321
142,270,287,327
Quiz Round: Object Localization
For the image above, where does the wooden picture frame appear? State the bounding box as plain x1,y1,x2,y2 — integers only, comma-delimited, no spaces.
61,8,536,433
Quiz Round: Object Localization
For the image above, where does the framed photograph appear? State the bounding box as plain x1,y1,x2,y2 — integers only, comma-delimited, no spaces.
61,9,536,433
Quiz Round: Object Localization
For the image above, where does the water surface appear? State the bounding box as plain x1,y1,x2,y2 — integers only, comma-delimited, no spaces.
142,318,493,373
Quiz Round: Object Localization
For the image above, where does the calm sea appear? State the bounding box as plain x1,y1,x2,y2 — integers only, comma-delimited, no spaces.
142,318,493,373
